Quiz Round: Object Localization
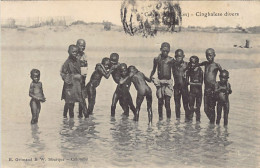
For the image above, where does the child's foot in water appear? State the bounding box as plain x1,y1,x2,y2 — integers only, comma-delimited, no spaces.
31,120,36,124
133,115,138,121
78,115,83,118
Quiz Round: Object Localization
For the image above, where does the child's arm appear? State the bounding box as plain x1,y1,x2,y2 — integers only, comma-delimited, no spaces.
198,61,207,67
119,76,131,85
40,83,46,102
217,63,222,71
150,58,158,80
96,64,113,79
29,83,40,100
227,83,232,94
214,83,226,93
143,73,152,83
60,62,73,84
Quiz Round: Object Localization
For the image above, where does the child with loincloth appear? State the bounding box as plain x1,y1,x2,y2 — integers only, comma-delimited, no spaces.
128,66,153,123
187,56,203,122
29,69,46,124
76,39,88,118
150,42,175,120
199,48,222,124
85,57,115,117
60,45,87,118
172,49,190,121
214,70,232,126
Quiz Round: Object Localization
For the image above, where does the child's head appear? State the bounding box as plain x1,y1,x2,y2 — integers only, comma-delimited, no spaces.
76,39,86,52
101,57,110,70
110,53,119,65
175,49,185,63
30,69,40,83
68,45,79,58
189,56,199,68
119,63,128,77
128,65,138,73
160,42,170,57
219,69,229,83
205,48,215,63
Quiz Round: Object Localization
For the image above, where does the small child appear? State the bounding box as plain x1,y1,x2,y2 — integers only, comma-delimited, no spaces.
187,56,203,122
29,69,46,124
128,66,153,123
215,70,232,126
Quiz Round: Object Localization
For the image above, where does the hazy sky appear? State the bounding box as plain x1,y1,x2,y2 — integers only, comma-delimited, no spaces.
1,1,260,28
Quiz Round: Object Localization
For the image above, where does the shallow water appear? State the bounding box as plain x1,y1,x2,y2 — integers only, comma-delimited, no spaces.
2,50,260,168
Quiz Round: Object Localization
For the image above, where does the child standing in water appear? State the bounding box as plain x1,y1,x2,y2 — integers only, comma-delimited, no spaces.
172,49,190,121
150,42,175,120
128,66,153,123
187,56,203,122
199,48,222,124
215,70,232,126
61,45,87,118
85,57,115,116
118,63,137,118
29,69,46,124
76,39,88,118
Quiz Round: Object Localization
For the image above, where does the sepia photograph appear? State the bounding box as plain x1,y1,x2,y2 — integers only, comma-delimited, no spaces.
1,0,260,167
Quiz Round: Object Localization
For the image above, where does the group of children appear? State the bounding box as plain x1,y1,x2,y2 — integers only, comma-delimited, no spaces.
29,40,232,126
150,42,232,126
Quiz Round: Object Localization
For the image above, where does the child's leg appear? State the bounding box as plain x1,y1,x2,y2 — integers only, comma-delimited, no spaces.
63,103,69,118
80,100,88,118
36,101,41,123
223,101,229,126
181,87,190,121
79,102,83,118
68,103,75,118
158,98,164,120
30,99,38,124
127,91,136,117
216,102,223,125
165,96,171,119
174,87,181,119
195,93,202,122
204,89,211,121
205,88,216,124
189,93,196,120
111,91,119,117
136,94,144,121
87,84,96,115
119,96,130,116
146,92,153,123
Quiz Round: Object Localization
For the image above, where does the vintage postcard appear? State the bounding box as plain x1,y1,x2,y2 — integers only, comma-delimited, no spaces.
1,0,260,168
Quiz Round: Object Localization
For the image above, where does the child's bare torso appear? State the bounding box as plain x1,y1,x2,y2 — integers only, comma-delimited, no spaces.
204,62,221,87
172,61,188,87
216,82,231,103
31,82,44,99
132,72,151,96
156,56,174,80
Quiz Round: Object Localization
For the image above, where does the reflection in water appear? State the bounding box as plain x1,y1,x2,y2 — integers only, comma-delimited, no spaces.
59,117,100,166
27,124,45,154
110,117,137,166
